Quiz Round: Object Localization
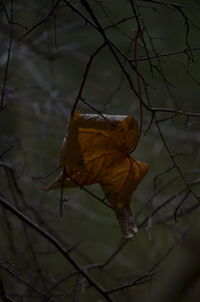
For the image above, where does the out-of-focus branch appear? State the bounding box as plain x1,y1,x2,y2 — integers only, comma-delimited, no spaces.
1,0,13,110
148,225,200,301
0,276,16,302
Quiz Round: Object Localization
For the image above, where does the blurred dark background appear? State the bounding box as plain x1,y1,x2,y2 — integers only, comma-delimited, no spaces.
0,0,200,301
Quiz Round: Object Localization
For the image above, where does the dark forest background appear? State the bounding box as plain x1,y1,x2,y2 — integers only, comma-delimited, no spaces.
0,0,200,301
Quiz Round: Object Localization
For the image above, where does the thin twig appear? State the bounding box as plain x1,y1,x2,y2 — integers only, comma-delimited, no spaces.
20,0,61,41
0,196,114,302
71,42,106,117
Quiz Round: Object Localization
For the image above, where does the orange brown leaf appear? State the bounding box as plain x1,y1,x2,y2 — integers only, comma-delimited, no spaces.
43,111,149,238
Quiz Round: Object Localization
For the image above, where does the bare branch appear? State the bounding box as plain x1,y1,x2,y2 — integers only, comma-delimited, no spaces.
0,196,114,302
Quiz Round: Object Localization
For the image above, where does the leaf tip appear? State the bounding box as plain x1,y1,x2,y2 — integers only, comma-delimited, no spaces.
116,206,138,239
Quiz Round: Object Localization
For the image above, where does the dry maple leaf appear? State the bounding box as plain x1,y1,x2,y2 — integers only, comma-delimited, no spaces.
43,111,149,239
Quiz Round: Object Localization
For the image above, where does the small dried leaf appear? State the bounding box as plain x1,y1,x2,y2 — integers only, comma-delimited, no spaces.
43,111,148,238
